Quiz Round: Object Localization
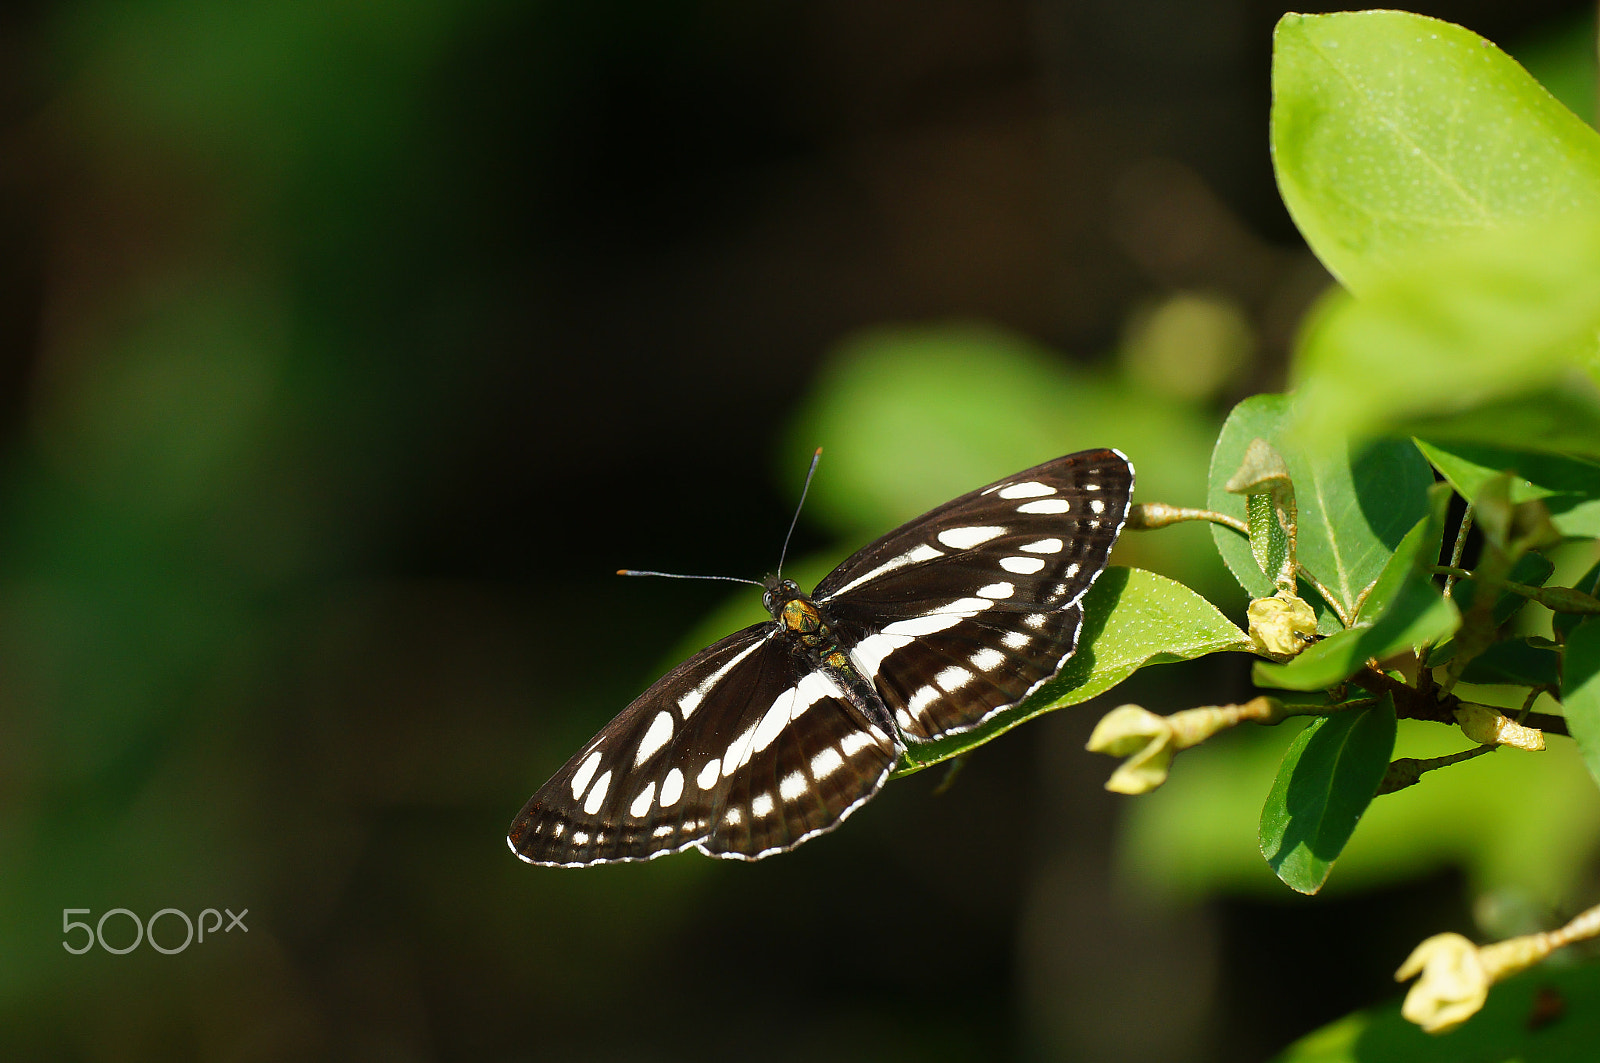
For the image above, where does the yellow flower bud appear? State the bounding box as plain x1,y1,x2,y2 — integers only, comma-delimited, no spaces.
1395,933,1489,1034
1248,593,1317,658
1086,705,1174,794
1454,704,1545,751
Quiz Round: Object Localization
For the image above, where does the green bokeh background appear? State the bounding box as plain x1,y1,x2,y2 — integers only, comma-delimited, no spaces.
1,3,1595,1061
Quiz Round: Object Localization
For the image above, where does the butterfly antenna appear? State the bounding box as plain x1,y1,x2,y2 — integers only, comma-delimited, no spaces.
616,569,763,587
777,447,823,579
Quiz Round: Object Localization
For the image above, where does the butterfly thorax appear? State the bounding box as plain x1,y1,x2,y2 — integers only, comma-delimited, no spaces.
763,574,891,734
763,577,833,651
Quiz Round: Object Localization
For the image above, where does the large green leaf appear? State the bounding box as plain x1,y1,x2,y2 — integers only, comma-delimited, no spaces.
1415,438,1600,538
1561,617,1600,791
895,567,1250,773
1289,214,1600,450
1209,394,1432,627
1272,10,1600,296
1259,698,1397,894
1254,498,1458,691
1402,388,1600,460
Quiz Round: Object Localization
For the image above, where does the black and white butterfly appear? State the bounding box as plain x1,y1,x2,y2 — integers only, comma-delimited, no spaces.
509,448,1134,866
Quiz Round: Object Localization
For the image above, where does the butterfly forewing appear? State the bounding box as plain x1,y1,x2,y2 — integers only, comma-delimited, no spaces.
510,448,1134,866
508,624,898,866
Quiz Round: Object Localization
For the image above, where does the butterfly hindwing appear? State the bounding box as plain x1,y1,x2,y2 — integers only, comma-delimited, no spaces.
508,624,898,866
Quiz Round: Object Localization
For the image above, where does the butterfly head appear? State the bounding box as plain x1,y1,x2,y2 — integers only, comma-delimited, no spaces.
761,574,805,615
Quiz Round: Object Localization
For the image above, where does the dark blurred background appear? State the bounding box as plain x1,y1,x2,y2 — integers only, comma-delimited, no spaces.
1,2,1596,1060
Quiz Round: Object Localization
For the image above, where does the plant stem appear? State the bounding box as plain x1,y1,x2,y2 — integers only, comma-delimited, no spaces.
1444,503,1473,599
1125,503,1248,536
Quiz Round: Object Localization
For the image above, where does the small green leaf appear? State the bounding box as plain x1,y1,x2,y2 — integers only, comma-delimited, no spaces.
1259,697,1397,894
1460,638,1560,687
1245,491,1292,587
1450,552,1555,630
1561,617,1600,790
896,567,1250,773
1272,10,1600,295
1228,438,1298,592
1254,499,1458,691
1556,559,1600,640
1209,394,1433,627
1415,438,1600,538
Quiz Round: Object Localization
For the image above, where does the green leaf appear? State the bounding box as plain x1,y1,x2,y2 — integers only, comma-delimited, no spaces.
1209,394,1433,628
895,567,1250,774
1460,637,1559,687
1289,214,1600,450
1556,559,1600,640
1272,956,1600,1062
1561,617,1600,790
1451,552,1555,629
1402,387,1600,460
1415,438,1600,538
1255,497,1458,691
1429,552,1555,667
1259,697,1397,894
1272,10,1600,296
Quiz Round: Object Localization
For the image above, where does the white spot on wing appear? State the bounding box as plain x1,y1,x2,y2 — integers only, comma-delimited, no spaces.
970,647,1005,671
840,731,876,757
629,781,656,818
751,792,775,817
724,807,743,826
634,711,674,766
938,525,1006,549
881,614,960,639
1001,556,1046,575
998,481,1055,499
977,581,1014,599
851,630,913,678
583,770,612,815
659,768,684,807
653,823,674,838
697,759,721,789
939,597,995,613
1022,537,1063,554
779,772,807,801
751,685,799,754
935,665,973,691
570,750,603,800
811,746,844,779
907,685,938,718
1017,499,1071,514
1002,630,1029,649
896,708,914,728
1090,498,1106,514
824,543,945,598
1025,613,1049,629
723,722,759,776
677,638,766,718
790,670,841,721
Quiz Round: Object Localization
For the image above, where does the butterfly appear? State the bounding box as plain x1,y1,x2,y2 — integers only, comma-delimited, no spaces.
508,448,1134,866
